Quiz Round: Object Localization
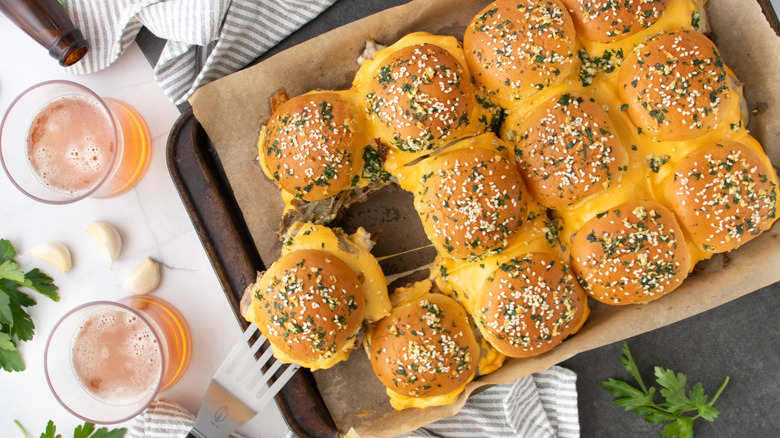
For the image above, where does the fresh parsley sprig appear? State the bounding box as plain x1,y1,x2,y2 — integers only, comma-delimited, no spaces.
40,420,126,438
0,238,60,372
16,419,126,438
601,342,729,438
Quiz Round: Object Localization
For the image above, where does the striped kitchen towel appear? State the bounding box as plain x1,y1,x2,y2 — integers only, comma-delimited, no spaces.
64,0,337,105
127,397,247,438
396,366,580,438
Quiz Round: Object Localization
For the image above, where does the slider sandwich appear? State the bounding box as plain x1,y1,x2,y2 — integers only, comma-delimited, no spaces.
503,92,629,209
395,133,530,261
365,280,480,410
353,32,499,172
617,29,732,142
244,222,390,370
257,90,392,230
475,251,589,358
464,0,577,106
570,200,691,304
257,90,372,202
665,139,779,253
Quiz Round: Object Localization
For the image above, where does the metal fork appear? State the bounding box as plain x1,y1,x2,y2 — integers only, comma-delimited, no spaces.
187,323,300,438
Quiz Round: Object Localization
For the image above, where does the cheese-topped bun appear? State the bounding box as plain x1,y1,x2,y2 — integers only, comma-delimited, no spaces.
571,200,691,304
281,221,391,322
476,252,589,357
403,134,529,261
367,290,479,410
464,0,577,106
244,249,365,370
559,0,670,43
505,92,628,209
354,33,494,165
617,30,731,142
665,140,779,253
257,90,367,201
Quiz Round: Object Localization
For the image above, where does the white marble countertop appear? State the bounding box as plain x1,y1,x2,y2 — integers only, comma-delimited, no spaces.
0,15,289,438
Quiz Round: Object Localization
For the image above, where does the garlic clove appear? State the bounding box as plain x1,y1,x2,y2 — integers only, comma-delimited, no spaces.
87,221,122,267
28,242,72,274
122,257,161,295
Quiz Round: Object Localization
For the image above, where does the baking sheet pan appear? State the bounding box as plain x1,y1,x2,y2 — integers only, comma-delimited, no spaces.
167,0,780,436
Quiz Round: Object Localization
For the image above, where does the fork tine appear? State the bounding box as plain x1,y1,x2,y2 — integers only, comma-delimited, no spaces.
242,347,277,389
217,323,258,375
232,336,270,379
225,327,266,378
247,358,283,391
253,363,300,407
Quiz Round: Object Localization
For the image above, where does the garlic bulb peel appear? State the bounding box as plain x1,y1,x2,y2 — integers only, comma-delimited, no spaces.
122,257,161,295
87,221,122,267
28,242,72,274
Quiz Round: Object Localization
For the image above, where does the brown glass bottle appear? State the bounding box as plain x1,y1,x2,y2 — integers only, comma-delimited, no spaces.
0,0,88,66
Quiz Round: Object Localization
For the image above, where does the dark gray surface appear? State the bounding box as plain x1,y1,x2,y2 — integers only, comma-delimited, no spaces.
140,1,780,436
562,282,780,437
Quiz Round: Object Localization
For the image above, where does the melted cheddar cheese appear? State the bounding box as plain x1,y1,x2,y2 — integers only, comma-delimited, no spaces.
497,0,778,269
385,380,473,411
353,32,501,173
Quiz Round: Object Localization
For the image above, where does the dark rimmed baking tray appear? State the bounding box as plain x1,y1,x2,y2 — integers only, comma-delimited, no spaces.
165,3,780,436
166,107,338,437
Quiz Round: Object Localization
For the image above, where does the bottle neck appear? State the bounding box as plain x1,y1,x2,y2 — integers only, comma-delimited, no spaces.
50,28,88,67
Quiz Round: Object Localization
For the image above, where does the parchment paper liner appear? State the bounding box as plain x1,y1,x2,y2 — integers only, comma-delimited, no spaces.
189,0,780,436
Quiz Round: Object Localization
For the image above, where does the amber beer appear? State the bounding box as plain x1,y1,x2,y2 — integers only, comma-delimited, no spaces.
95,98,152,197
119,295,192,390
1,80,151,204
45,296,191,423
25,93,151,198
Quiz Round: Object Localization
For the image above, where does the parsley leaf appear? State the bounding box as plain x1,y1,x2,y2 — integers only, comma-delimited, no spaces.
34,420,126,438
41,420,60,438
0,333,24,371
0,238,60,372
601,342,730,438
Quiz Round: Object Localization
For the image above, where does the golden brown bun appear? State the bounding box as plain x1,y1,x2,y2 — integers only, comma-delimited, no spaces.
368,293,479,399
617,30,732,142
570,200,691,304
414,138,529,260
361,40,474,153
508,93,628,209
464,0,577,105
258,91,364,201
476,252,589,358
666,140,779,253
559,0,670,43
246,249,365,370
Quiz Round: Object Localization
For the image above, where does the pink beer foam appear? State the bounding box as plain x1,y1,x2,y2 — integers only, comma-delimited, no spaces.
70,307,162,407
26,95,115,195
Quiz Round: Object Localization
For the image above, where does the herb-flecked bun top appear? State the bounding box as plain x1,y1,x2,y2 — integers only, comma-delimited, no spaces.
570,200,691,304
407,134,529,261
356,33,489,155
617,30,731,142
257,91,367,201
464,0,577,106
505,92,628,209
367,293,479,401
665,140,779,253
559,0,670,43
245,249,365,370
476,252,589,357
